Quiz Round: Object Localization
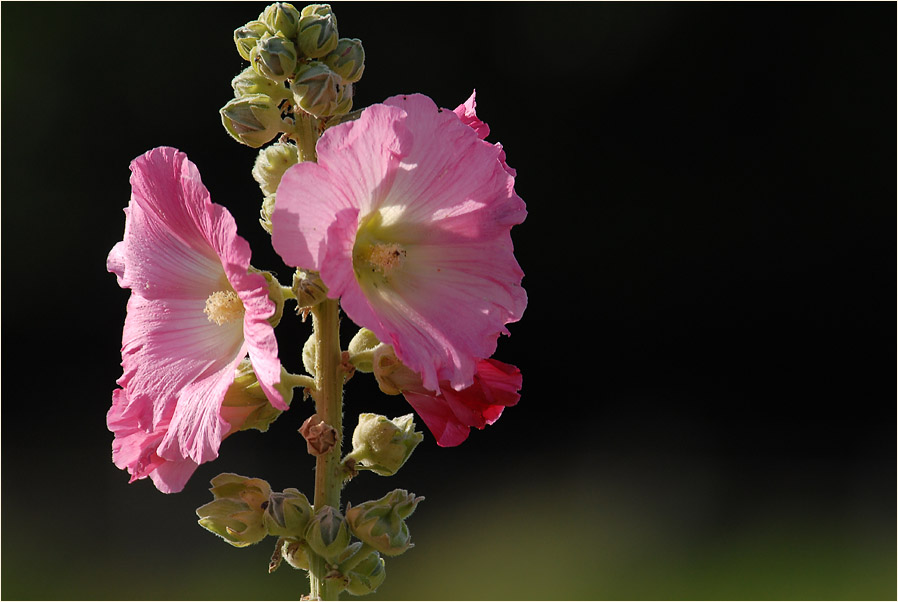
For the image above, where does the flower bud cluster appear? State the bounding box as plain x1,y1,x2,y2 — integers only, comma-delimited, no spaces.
196,470,420,596
223,2,365,147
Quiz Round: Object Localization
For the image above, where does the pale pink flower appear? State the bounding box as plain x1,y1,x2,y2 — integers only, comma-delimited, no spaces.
107,147,284,493
272,93,527,392
374,346,522,447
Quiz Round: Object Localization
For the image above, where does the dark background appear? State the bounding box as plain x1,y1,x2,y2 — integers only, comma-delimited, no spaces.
2,2,894,599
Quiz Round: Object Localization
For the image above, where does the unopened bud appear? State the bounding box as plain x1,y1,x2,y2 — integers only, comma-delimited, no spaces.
251,33,298,83
232,66,291,101
296,4,339,59
253,141,300,197
372,345,424,395
196,474,272,547
347,328,380,373
299,413,337,456
302,332,317,376
346,414,423,477
345,552,386,596
291,61,341,118
234,20,271,62
263,488,313,537
221,359,293,433
346,489,423,556
293,269,328,308
281,538,310,570
324,38,365,84
305,505,351,563
260,2,301,39
220,94,285,148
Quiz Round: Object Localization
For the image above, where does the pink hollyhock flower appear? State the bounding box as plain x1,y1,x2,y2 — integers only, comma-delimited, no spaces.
107,147,284,493
272,93,526,392
372,345,522,447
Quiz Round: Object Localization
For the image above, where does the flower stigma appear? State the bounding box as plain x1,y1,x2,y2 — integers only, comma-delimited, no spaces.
204,290,245,325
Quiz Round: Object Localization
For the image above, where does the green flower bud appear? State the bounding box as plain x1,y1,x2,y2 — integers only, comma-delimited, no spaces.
196,474,272,547
253,141,299,197
291,61,341,118
281,538,310,570
346,413,423,477
296,4,339,59
260,2,301,38
345,552,386,596
324,38,365,84
221,358,293,433
347,328,380,373
293,269,328,309
305,505,352,563
220,94,285,148
251,33,298,83
263,488,313,537
234,20,271,62
345,490,423,556
231,66,291,101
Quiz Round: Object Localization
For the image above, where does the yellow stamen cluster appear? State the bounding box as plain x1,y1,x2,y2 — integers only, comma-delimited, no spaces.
367,242,406,274
204,290,245,325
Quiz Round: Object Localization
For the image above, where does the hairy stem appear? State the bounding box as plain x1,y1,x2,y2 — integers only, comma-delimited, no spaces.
309,299,344,600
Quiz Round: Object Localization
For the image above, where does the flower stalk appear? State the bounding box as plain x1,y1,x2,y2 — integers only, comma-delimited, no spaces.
309,298,344,600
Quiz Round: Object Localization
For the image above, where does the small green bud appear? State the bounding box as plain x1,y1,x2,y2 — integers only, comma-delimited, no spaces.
253,141,300,197
347,413,423,477
345,552,386,596
231,66,291,101
196,474,272,547
291,61,341,118
296,4,339,59
324,38,365,84
260,2,301,38
346,490,423,556
250,268,286,326
235,20,271,62
347,328,380,373
281,538,310,570
263,488,313,537
251,33,298,83
220,94,285,148
293,269,328,309
221,359,293,433
305,505,352,563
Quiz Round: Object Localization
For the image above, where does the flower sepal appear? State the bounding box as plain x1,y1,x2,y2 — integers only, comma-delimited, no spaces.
221,359,293,434
196,474,273,547
345,489,423,556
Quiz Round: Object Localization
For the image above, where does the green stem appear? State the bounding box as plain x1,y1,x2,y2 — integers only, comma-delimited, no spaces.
295,112,319,163
281,372,316,392
309,299,344,600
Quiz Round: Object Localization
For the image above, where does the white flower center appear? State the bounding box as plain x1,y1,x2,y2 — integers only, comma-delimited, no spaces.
204,290,245,325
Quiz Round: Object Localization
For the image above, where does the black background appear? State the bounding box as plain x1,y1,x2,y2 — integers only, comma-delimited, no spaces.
2,2,895,599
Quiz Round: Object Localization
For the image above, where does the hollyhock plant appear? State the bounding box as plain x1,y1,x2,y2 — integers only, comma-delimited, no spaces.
107,5,528,598
107,147,285,493
371,345,522,447
272,93,527,393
